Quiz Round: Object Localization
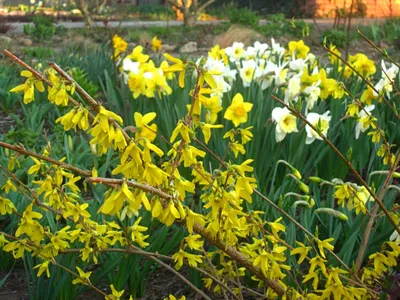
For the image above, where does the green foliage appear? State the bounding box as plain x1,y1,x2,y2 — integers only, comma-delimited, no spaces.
359,18,400,45
0,66,19,113
71,68,100,99
228,8,260,27
321,29,347,48
23,15,65,41
257,14,311,38
23,46,55,59
133,4,175,20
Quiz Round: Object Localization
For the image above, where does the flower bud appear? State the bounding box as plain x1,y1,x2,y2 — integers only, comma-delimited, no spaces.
90,144,97,155
298,181,309,194
309,176,323,183
393,172,400,178
291,168,302,180
68,135,73,151
315,208,348,221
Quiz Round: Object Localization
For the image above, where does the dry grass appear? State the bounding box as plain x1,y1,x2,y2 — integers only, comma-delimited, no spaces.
213,25,265,48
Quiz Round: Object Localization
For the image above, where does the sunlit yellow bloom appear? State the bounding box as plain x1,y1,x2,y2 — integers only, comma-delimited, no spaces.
112,34,128,58
290,241,311,264
106,284,124,300
328,44,341,65
185,234,203,250
128,45,149,63
34,260,51,278
316,237,335,259
224,93,252,127
288,40,310,59
134,112,157,142
72,267,92,285
0,195,16,215
10,70,45,104
152,36,162,52
200,123,223,144
163,53,187,88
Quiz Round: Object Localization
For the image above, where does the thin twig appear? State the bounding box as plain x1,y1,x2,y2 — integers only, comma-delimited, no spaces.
129,245,212,300
49,62,131,142
0,141,91,177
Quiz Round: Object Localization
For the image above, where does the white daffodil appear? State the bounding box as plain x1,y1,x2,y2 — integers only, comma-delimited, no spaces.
305,111,331,144
374,61,399,98
270,38,285,57
284,76,301,103
271,107,298,142
253,41,269,56
303,81,321,113
355,105,375,139
210,76,231,99
289,56,307,72
122,58,140,74
240,59,260,87
223,66,237,85
390,230,400,242
225,42,246,62
204,57,225,74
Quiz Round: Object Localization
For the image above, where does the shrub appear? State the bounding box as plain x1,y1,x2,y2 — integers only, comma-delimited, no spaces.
321,29,347,48
23,15,61,41
1,34,400,299
228,8,260,27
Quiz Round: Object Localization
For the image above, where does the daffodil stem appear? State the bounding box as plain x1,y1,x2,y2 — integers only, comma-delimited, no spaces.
271,94,400,237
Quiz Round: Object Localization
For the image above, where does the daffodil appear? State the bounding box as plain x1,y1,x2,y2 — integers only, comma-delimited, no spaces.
128,45,149,63
288,40,310,59
224,93,252,127
305,111,331,144
225,42,246,62
271,107,298,142
152,36,162,52
112,34,128,58
355,105,375,139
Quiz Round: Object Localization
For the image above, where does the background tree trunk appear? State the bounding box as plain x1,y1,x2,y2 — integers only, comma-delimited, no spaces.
75,0,94,26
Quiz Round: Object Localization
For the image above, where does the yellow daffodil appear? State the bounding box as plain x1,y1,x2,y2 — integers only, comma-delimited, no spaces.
224,93,252,127
152,36,162,52
288,40,310,59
